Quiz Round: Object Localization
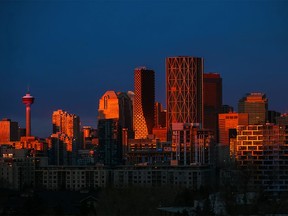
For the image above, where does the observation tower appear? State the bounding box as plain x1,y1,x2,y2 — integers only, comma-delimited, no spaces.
22,91,35,137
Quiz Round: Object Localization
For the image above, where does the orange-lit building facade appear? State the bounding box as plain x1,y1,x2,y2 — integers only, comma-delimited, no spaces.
52,109,80,152
238,92,268,125
16,136,47,151
203,73,222,142
166,56,203,141
134,67,155,139
231,124,288,192
152,128,167,142
218,113,249,145
98,90,133,138
0,118,19,143
98,91,119,119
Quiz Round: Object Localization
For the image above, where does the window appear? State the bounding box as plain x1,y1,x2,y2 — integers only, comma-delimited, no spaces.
104,96,108,109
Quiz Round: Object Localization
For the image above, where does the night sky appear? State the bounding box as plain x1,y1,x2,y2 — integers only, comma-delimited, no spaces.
0,0,287,138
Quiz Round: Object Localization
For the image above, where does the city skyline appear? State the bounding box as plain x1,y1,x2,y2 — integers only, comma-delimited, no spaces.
1,0,287,138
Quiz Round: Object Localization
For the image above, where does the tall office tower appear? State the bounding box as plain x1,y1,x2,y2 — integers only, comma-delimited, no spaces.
22,91,35,137
238,92,268,125
98,91,120,120
117,92,133,136
0,118,19,143
154,102,166,128
134,67,155,139
98,90,133,138
218,112,249,145
166,56,203,141
52,110,81,153
203,73,222,142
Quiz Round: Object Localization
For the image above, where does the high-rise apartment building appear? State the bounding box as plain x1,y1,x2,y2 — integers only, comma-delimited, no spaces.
52,110,81,152
166,56,203,141
231,124,288,193
134,67,155,139
218,112,249,145
0,118,19,143
171,123,214,166
203,73,222,142
238,92,268,125
98,119,122,166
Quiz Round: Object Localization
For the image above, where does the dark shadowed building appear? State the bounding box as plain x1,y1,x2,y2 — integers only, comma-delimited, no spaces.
203,73,222,143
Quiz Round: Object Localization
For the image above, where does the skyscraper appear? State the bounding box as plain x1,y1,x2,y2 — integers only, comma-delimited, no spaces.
98,90,133,137
98,119,122,166
0,118,19,143
203,73,222,142
52,110,81,152
166,56,203,141
98,91,120,120
154,102,166,128
134,67,155,139
238,92,268,125
116,92,133,135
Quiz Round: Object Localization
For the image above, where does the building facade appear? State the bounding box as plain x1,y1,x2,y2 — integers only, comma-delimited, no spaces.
134,67,155,139
0,118,19,143
98,91,120,120
218,112,249,145
276,113,288,126
203,73,222,142
98,91,133,138
171,123,214,166
154,102,166,129
51,110,81,165
238,92,268,125
34,165,212,191
97,119,122,166
166,56,203,141
52,109,81,152
231,124,288,193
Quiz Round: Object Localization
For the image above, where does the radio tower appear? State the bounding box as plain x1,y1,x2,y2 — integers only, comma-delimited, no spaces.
22,89,35,137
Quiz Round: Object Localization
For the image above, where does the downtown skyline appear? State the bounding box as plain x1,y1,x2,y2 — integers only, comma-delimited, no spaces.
1,0,287,138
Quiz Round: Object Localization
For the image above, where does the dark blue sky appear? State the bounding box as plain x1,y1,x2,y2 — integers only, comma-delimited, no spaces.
0,0,287,138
